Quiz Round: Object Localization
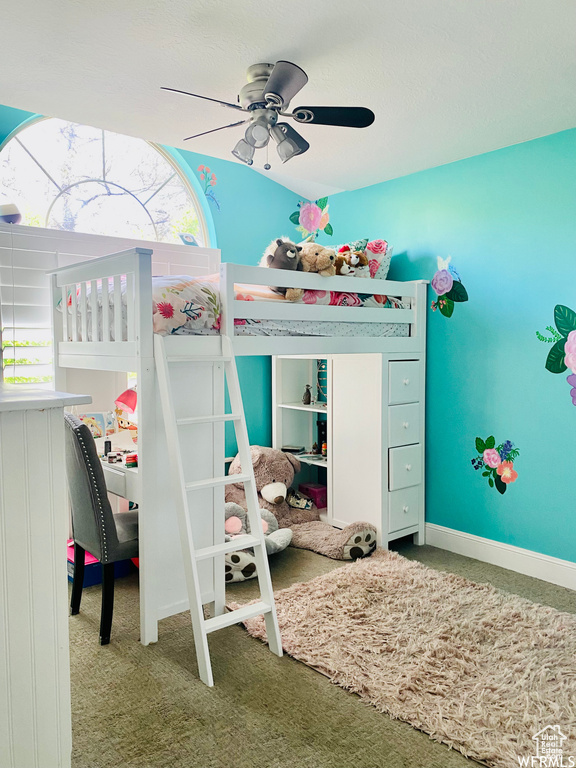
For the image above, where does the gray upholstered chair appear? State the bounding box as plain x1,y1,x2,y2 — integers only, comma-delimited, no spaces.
64,413,138,645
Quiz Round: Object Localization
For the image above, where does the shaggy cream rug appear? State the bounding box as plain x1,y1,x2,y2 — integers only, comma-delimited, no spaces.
234,549,576,768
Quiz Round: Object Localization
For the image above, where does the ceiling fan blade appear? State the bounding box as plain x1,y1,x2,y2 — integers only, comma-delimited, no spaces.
161,87,245,112
183,120,248,141
292,106,375,128
263,61,308,109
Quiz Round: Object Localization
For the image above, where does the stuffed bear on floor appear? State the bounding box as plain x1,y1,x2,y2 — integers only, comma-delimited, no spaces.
225,446,377,562
224,501,292,583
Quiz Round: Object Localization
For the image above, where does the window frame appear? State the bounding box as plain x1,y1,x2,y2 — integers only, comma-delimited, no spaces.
0,115,212,248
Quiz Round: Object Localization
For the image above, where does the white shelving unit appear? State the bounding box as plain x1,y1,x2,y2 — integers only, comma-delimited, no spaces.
272,353,426,546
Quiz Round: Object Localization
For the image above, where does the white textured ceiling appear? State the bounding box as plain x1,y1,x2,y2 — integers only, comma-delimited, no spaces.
1,0,576,198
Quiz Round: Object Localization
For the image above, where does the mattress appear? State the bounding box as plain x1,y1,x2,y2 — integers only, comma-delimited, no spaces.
63,273,410,340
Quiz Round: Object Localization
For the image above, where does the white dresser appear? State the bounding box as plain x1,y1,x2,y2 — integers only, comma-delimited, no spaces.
0,386,91,768
273,353,426,546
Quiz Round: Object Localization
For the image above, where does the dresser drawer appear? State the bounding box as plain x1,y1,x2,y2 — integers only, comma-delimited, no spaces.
389,444,422,490
388,403,420,447
389,361,420,404
102,465,127,497
388,486,420,532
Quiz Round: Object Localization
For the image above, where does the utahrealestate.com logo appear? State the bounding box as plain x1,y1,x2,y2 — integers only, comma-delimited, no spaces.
518,726,575,767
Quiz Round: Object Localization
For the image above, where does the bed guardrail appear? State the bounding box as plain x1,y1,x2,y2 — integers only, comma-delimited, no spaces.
48,247,154,363
219,263,426,340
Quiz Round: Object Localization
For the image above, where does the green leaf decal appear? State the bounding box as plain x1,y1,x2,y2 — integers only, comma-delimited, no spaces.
316,197,328,211
495,475,507,495
485,436,495,450
488,478,494,488
482,471,490,477
438,297,454,317
545,338,567,374
554,305,576,337
324,222,333,236
289,211,300,225
445,281,468,303
475,437,486,453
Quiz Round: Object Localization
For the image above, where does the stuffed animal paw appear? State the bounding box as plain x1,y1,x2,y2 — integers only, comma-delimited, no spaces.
342,526,377,559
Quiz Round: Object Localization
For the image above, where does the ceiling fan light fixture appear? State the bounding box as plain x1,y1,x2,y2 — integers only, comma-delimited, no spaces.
271,123,310,163
231,138,255,165
244,119,271,149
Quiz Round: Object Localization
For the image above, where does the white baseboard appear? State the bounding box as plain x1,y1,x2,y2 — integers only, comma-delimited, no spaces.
425,523,576,592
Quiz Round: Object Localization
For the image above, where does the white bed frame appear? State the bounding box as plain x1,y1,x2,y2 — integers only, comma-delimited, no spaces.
49,245,427,646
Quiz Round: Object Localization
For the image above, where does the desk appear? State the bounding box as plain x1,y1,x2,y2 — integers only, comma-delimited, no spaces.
0,386,91,768
101,458,140,501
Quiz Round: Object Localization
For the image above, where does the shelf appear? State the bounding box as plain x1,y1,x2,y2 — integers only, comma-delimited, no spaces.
278,402,328,414
298,454,328,467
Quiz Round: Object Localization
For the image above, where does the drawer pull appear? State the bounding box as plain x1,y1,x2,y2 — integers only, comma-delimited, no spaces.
405,464,412,471
403,505,409,513
403,378,410,385
403,421,409,429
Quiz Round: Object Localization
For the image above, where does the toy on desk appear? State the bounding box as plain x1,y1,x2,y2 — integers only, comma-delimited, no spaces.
302,384,312,405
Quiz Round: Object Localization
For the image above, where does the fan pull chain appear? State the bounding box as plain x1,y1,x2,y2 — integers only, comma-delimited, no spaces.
264,140,271,170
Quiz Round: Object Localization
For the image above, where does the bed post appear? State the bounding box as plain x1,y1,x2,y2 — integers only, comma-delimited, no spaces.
50,272,67,391
219,262,235,341
133,249,159,644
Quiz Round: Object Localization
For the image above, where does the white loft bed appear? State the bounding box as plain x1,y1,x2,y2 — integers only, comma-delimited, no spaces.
49,244,427,646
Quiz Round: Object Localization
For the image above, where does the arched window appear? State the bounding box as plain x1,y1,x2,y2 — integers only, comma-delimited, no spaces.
0,117,208,245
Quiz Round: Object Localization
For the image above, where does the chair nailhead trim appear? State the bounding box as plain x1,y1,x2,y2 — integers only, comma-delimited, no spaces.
77,432,108,560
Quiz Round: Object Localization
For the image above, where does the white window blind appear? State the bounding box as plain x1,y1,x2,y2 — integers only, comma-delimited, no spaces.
0,223,221,386
0,226,56,385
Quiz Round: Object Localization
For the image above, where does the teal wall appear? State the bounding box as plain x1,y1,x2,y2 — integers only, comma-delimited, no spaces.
4,105,575,562
0,106,299,456
326,128,576,563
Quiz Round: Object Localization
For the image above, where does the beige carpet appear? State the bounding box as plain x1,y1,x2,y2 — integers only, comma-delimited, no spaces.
234,548,576,768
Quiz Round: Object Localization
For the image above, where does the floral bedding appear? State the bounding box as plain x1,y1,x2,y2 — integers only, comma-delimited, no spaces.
63,269,409,340
151,274,408,336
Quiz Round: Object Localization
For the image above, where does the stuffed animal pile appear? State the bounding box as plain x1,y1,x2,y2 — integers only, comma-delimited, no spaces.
224,446,377,581
260,238,337,302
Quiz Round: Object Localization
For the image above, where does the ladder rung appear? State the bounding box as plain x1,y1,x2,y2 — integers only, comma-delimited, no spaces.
177,414,239,426
185,473,252,492
195,535,261,561
167,356,232,363
203,601,272,634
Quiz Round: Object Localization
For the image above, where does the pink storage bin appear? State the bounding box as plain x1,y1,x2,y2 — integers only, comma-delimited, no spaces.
298,482,327,509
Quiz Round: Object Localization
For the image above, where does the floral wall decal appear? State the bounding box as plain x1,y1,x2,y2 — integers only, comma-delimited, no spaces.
197,164,220,210
289,197,332,241
471,436,519,495
430,256,469,317
537,304,576,406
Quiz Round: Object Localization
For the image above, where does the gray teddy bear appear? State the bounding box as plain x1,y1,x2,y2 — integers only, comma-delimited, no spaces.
224,501,292,582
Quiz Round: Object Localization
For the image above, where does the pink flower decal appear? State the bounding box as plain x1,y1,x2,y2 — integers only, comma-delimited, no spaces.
564,331,576,373
431,269,454,296
367,239,388,255
299,202,323,233
483,448,501,468
156,301,174,319
497,461,518,484
197,165,205,172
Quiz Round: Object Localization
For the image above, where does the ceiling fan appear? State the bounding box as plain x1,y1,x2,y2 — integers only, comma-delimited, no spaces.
162,60,375,169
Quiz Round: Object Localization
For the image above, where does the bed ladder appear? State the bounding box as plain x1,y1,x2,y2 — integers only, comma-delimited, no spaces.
153,334,283,686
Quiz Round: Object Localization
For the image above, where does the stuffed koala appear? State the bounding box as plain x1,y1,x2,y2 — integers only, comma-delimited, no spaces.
299,242,337,277
260,237,303,302
225,446,320,529
224,501,293,582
